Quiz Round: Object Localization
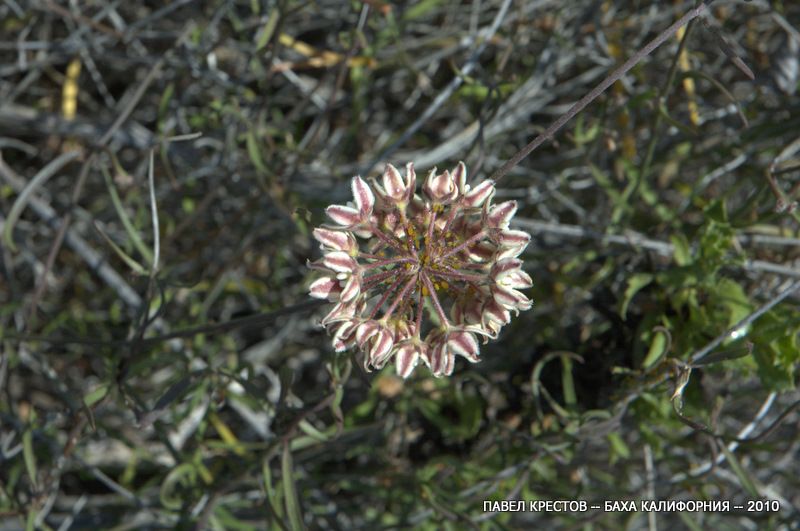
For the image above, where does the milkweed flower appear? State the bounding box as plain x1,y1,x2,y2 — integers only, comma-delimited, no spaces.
308,162,532,378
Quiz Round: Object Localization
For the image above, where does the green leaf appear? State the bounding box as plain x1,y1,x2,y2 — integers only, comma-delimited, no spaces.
642,329,668,369
83,384,109,408
255,8,279,51
3,151,81,252
246,129,268,174
607,432,630,464
282,443,304,531
101,164,154,265
752,343,795,391
214,504,258,531
621,273,653,319
160,463,197,510
263,459,284,520
158,82,175,123
25,508,36,531
23,427,37,491
678,511,705,531
670,233,692,266
560,355,577,407
719,444,760,497
693,344,752,366
297,420,330,443
455,392,483,439
93,222,148,275
715,278,752,329
403,0,446,20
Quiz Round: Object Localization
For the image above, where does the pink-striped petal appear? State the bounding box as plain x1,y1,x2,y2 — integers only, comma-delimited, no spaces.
403,162,416,201
482,299,510,327
326,204,360,226
440,348,455,376
463,179,495,207
491,258,523,279
452,161,467,194
486,200,517,229
447,330,480,362
451,297,482,325
356,320,380,347
339,275,361,302
496,243,528,260
351,176,375,217
495,229,530,248
501,269,533,290
321,301,357,325
331,320,358,352
322,251,358,273
313,228,356,252
428,340,447,377
493,285,533,312
466,241,496,262
394,341,420,378
309,276,342,300
382,163,406,200
368,329,394,367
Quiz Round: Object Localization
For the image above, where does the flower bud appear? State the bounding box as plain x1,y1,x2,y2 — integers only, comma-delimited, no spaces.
422,168,458,204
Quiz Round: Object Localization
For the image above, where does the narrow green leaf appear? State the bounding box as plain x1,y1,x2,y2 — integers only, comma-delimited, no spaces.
297,420,329,442
677,511,705,531
246,129,268,174
643,330,668,369
256,8,279,51
692,343,752,366
403,0,445,21
158,82,175,123
607,432,630,463
282,443,304,531
25,508,36,531
621,273,652,319
670,233,692,266
560,355,577,407
83,384,109,408
719,443,760,497
263,459,284,519
160,463,197,510
214,504,258,531
100,164,154,265
4,151,81,252
23,428,37,491
93,221,148,275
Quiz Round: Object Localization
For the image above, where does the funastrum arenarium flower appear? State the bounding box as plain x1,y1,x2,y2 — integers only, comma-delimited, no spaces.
309,162,532,378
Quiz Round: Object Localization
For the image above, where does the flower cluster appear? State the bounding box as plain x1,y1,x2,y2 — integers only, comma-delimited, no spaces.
308,162,532,378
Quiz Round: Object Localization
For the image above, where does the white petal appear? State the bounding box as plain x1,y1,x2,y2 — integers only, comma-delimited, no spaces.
351,176,375,217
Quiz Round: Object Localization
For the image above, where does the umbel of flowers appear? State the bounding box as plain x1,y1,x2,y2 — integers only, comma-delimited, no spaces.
308,162,532,378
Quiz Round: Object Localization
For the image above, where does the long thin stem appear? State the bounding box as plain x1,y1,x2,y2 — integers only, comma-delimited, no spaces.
438,230,487,260
489,2,708,183
429,266,485,283
414,289,424,337
369,225,406,253
421,272,450,327
383,276,417,319
639,11,699,188
439,199,461,237
425,209,437,253
361,256,414,270
362,269,397,289
367,273,408,320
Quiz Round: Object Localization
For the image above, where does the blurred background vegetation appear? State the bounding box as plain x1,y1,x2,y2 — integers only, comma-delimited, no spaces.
1,0,799,529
